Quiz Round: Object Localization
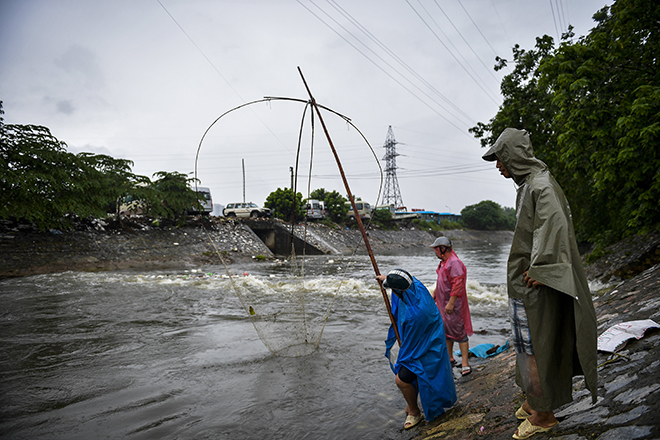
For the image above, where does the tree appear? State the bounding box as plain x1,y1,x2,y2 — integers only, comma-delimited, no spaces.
539,0,660,243
146,171,199,220
0,104,143,230
461,200,513,231
502,207,517,230
372,206,393,226
265,188,305,221
470,0,660,245
309,188,348,223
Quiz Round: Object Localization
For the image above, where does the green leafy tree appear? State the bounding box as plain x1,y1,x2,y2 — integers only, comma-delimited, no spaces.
502,207,517,230
309,188,327,202
470,0,660,245
0,104,143,230
77,152,145,215
147,171,199,219
461,200,513,231
371,208,392,226
309,188,348,223
469,34,559,156
265,187,305,221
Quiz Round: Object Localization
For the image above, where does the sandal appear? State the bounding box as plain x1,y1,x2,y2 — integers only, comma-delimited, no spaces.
461,365,472,376
512,419,558,439
515,406,532,420
404,413,423,430
450,358,456,367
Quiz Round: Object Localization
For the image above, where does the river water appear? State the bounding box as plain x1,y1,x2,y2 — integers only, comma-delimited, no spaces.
0,237,511,440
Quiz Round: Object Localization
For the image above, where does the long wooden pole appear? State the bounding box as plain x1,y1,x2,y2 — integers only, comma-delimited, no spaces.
297,67,401,345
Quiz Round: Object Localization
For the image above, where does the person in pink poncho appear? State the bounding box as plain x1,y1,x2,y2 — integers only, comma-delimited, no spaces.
430,236,474,376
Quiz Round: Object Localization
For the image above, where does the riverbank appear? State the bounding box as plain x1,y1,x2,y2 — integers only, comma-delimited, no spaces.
1,217,659,439
413,230,660,440
0,216,513,279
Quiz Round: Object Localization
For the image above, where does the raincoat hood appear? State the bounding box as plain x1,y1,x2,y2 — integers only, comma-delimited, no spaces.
482,128,548,186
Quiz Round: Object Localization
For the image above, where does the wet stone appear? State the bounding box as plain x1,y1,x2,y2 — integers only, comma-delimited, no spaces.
613,383,660,405
553,435,586,440
594,425,653,440
629,350,649,362
559,406,609,429
605,405,648,425
640,295,660,309
555,396,605,418
604,373,637,394
555,406,609,428
640,359,660,375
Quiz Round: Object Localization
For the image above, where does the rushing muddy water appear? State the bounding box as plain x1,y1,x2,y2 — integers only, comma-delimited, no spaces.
0,238,511,439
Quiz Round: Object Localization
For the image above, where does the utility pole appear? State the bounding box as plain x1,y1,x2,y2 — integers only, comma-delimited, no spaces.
290,167,294,191
242,159,246,203
382,126,404,209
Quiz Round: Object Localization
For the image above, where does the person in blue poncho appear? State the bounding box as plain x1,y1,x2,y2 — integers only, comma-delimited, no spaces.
376,269,457,430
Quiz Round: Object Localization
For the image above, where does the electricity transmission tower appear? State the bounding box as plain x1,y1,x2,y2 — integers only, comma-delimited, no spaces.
381,126,404,209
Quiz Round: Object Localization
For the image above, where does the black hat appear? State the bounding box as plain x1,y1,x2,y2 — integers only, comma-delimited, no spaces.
383,269,413,291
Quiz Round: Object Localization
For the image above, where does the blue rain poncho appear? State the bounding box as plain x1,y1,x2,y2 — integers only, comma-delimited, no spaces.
384,278,457,421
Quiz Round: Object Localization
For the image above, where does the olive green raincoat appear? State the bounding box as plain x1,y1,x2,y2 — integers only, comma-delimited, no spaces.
483,128,598,411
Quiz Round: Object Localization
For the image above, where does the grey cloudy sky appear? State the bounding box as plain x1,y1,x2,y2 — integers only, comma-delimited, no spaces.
0,0,609,215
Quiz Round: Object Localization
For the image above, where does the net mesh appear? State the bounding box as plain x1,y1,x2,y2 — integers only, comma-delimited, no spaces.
228,265,338,357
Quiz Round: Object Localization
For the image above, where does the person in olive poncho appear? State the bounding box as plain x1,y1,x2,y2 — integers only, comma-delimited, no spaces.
482,128,598,440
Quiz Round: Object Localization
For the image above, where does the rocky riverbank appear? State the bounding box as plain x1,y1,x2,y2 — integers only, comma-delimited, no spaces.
414,230,660,440
2,216,506,279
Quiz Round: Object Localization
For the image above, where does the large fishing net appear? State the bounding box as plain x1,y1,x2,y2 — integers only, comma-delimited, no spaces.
196,80,386,357
224,264,337,357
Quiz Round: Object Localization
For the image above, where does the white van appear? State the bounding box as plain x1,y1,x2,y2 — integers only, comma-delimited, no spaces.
189,186,213,215
305,199,326,219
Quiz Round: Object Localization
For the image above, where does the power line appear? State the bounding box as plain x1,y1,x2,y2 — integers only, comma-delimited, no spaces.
549,0,561,41
405,0,500,104
156,0,242,101
456,0,502,63
299,0,476,137
324,0,476,125
489,0,513,51
435,0,499,81
157,0,296,157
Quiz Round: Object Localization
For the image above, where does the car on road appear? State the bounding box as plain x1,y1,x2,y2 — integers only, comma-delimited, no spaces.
223,202,271,218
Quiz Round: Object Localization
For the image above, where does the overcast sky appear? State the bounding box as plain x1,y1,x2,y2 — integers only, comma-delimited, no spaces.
0,0,609,215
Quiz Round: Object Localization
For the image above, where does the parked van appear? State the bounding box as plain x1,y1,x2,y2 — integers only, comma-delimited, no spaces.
346,201,371,220
305,199,326,219
189,186,213,215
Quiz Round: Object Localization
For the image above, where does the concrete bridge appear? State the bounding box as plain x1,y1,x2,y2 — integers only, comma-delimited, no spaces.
243,219,327,256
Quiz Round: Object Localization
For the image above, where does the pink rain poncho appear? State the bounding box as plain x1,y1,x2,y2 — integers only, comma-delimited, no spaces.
435,251,473,340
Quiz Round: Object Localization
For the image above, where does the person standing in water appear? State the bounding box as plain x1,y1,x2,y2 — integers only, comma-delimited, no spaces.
430,236,473,376
482,128,597,439
377,269,456,430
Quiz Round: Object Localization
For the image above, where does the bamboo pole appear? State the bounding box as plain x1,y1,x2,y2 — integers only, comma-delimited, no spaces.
297,67,401,346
